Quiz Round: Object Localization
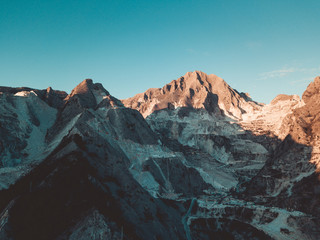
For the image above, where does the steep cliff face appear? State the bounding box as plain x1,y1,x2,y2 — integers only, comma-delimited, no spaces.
302,76,320,104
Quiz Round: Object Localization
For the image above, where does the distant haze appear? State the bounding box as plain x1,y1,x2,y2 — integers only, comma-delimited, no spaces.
1,0,319,104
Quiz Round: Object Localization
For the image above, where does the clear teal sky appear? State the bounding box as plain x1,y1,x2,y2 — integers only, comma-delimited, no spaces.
1,0,319,103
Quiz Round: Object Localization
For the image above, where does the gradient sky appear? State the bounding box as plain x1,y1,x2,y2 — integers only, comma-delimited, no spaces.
1,0,319,103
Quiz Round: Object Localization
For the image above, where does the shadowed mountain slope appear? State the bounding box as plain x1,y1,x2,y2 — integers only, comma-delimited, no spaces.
1,74,320,239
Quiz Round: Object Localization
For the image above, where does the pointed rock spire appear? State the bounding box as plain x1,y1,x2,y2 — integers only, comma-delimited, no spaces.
64,79,97,109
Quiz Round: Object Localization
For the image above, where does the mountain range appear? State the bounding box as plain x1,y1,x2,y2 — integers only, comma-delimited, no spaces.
0,71,320,239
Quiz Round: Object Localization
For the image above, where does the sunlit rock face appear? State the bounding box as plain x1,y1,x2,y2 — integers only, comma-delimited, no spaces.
1,73,320,239
123,70,261,119
240,94,304,139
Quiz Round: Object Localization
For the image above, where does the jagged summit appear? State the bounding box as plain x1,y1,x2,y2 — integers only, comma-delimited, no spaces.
122,70,261,118
67,79,108,97
64,79,123,109
175,70,225,91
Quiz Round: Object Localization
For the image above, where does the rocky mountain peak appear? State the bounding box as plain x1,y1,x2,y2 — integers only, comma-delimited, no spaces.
165,70,226,94
64,79,96,108
45,79,123,142
64,79,120,109
123,71,261,119
302,76,320,104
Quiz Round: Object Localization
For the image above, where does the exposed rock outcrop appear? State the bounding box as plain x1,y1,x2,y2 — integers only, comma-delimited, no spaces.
123,71,261,119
